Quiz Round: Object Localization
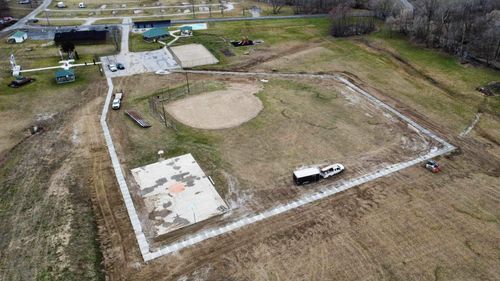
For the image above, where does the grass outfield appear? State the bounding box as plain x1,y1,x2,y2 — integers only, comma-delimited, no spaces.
171,17,499,134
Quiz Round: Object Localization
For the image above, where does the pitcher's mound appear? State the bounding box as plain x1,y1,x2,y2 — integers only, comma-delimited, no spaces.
166,83,263,130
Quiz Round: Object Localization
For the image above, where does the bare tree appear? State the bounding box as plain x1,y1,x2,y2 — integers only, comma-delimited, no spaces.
0,0,10,18
386,0,499,67
270,0,286,14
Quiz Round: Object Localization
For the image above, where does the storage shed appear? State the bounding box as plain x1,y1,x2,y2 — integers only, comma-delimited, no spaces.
7,31,28,43
55,69,75,84
134,19,171,29
142,28,169,42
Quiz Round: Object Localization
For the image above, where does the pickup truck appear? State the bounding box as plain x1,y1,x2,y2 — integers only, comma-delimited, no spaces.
112,91,123,110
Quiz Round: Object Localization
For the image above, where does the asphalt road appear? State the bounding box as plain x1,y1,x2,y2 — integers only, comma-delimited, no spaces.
0,0,52,35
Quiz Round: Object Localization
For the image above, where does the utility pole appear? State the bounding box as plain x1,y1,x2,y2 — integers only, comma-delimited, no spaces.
45,10,50,26
185,71,190,93
191,0,195,18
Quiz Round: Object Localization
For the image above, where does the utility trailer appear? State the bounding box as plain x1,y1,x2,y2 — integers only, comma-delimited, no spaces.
293,163,344,185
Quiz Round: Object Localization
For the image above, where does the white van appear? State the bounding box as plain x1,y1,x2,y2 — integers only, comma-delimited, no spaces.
79,2,86,8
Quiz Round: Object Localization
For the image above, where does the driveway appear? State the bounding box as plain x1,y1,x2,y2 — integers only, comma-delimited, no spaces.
101,48,179,77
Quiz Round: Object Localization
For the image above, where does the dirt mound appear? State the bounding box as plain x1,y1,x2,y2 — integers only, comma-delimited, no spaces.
166,83,263,130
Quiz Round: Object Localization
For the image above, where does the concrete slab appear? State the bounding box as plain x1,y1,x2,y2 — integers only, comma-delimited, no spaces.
101,47,179,77
170,43,219,68
131,153,228,237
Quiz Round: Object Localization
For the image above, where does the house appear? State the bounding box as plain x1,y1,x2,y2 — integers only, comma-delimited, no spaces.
180,25,193,36
55,69,75,84
7,31,28,44
142,28,169,42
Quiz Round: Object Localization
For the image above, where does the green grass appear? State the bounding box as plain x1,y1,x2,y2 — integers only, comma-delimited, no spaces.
36,19,86,26
119,80,229,195
171,18,331,68
371,30,500,93
370,30,500,118
128,32,165,52
92,18,124,25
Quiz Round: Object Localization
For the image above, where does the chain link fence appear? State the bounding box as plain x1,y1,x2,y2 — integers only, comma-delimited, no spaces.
148,81,223,132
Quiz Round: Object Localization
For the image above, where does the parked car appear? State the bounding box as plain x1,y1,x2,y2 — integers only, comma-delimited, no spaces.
108,64,118,72
8,77,35,88
28,19,39,23
425,160,440,173
18,0,31,4
116,63,125,70
78,2,86,8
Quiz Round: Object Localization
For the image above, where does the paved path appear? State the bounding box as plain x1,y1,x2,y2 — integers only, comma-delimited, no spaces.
35,2,237,22
120,18,131,54
101,69,455,262
100,77,150,260
46,2,236,12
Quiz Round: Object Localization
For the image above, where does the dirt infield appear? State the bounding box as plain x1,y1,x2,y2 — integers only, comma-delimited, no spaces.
165,82,263,129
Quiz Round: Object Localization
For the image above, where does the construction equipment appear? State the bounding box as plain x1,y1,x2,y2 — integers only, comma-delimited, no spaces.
425,160,440,173
231,36,254,47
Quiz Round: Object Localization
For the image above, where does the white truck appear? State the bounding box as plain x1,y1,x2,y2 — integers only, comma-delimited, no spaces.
293,163,344,185
112,91,123,110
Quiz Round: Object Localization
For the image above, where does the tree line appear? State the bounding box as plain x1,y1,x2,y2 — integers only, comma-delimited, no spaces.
383,0,500,67
258,0,500,67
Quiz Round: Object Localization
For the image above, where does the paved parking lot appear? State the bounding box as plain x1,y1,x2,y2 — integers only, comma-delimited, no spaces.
101,48,180,77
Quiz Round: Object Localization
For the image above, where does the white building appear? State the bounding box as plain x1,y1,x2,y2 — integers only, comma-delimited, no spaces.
7,31,28,43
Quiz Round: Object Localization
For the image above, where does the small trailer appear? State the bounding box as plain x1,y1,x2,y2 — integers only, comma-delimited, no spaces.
293,163,344,185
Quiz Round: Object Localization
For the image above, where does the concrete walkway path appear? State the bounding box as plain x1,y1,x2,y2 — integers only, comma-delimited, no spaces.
101,69,456,262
